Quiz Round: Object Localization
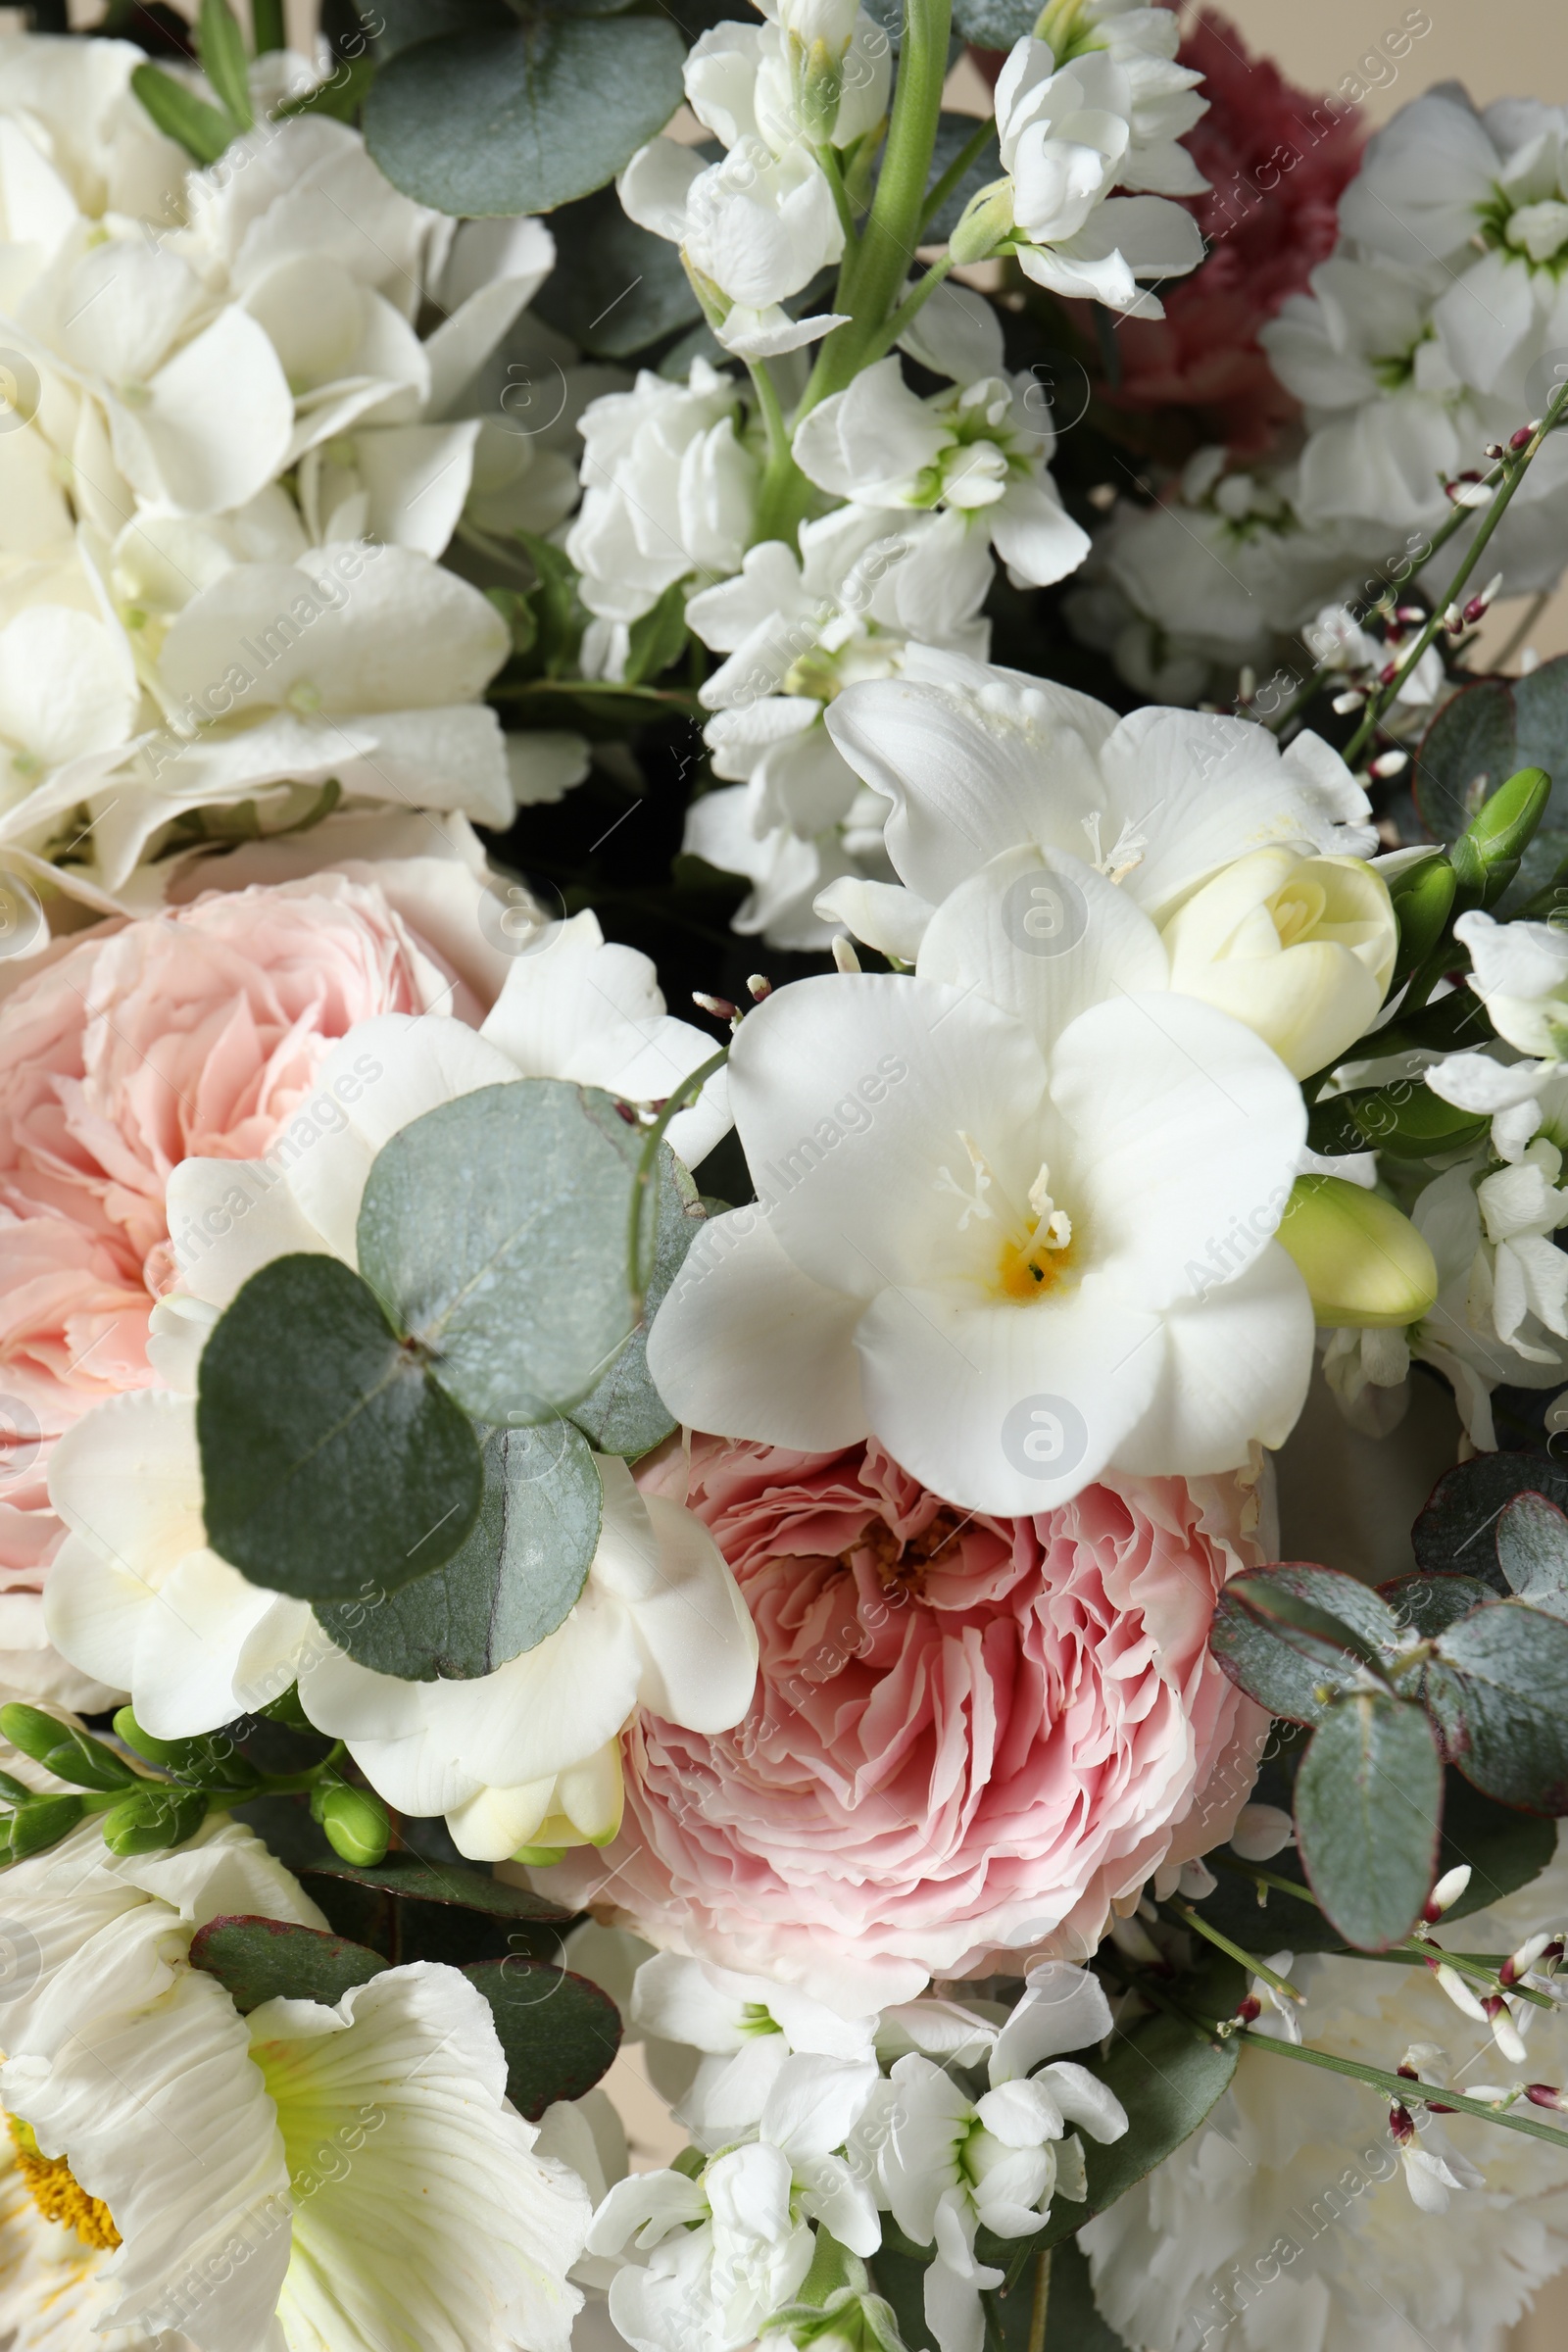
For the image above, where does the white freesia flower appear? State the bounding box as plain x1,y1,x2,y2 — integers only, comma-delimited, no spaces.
630,1950,877,2140
567,362,760,626
981,10,1206,315
0,1809,592,2352
1082,1844,1568,2352
649,846,1312,1513
1159,848,1396,1080
792,357,1091,591
813,645,1373,962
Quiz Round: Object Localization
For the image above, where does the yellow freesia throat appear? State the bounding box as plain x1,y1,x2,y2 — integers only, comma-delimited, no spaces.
6,2113,121,2250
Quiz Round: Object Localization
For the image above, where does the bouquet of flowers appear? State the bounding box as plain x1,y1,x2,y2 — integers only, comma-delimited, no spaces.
5,0,1568,2345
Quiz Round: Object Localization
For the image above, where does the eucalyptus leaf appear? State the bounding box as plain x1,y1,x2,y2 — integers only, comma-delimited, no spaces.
198,1254,484,1601
464,1958,621,2118
315,1421,602,1678
572,1146,706,1456
298,1850,574,1921
1495,1491,1568,1614
1294,1692,1442,1949
1415,678,1517,842
365,18,686,216
357,1081,640,1427
190,1915,388,2013
369,0,511,60
1380,1571,1495,1640
1513,654,1568,814
531,183,703,360
1427,1596,1568,1810
1411,1451,1566,1590
1208,1595,1353,1726
948,0,1035,48
1208,1565,1389,1727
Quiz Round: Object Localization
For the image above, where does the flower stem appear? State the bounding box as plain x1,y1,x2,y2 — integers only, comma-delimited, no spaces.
627,1047,730,1306
920,115,996,232
1170,1898,1304,2003
858,252,956,368
1344,376,1568,764
1236,2028,1568,2151
796,0,954,422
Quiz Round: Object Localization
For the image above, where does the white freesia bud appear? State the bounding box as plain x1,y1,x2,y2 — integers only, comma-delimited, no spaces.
1161,849,1397,1079
1454,908,1568,1058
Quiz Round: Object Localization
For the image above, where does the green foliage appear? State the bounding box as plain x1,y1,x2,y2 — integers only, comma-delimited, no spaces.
624,581,691,689
314,1422,603,1677
1449,765,1551,910
1425,1599,1568,1811
113,1708,262,1788
947,0,1036,49
197,1253,484,1603
1417,660,1568,911
464,1957,622,2116
1304,1081,1490,1160
197,0,254,127
571,1146,707,1456
356,1081,641,1427
533,184,704,359
365,13,686,216
130,63,237,164
1413,1451,1568,1589
1494,1491,1568,1615
1387,851,1456,989
191,1915,390,2012
1,1794,84,1861
1293,1691,1442,1949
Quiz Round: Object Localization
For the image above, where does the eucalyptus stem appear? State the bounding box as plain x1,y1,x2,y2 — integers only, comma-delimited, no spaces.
796,0,954,421
1345,375,1568,763
627,1046,730,1305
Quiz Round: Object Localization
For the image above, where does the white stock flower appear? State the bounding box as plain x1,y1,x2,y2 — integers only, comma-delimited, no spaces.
683,8,890,151
813,645,1373,963
984,8,1206,315
630,1950,877,2141
1451,906,1568,1057
648,845,1313,1514
567,362,760,625
1403,1152,1568,1450
0,33,188,222
0,605,140,857
792,357,1091,592
0,1811,591,2352
1081,1844,1568,2352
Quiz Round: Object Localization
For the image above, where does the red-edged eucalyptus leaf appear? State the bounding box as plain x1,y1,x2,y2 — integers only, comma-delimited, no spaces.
1209,1566,1390,1725
464,1959,620,2118
1427,1597,1568,1811
190,1915,388,2013
198,1253,483,1600
1412,1453,1568,1590
1415,677,1518,843
1237,1566,1399,1655
1295,1692,1443,1949
1380,1572,1495,1640
1495,1492,1568,1615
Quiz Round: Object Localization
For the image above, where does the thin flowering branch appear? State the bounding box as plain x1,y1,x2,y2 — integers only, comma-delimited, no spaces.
1167,1898,1305,2006
1234,2030,1568,2153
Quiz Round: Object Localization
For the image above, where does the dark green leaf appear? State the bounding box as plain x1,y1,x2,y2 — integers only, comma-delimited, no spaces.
1294,1692,1442,1948
1209,1600,1354,1726
1495,1491,1568,1614
1428,1596,1568,1810
299,1851,574,1921
1045,2000,1240,2239
1433,1768,1557,1919
1208,1567,1394,1726
198,1253,484,1602
624,580,690,689
532,182,703,360
1238,1566,1399,1655
1042,2239,1127,2352
572,1147,705,1456
370,0,511,60
197,0,254,126
130,62,237,163
949,0,1035,48
1512,654,1568,816
1333,1082,1490,1158
1380,1572,1494,1639
365,18,686,216
253,0,284,53
357,1082,640,1427
190,1915,388,2013
864,2236,935,2352
1411,1452,1567,1590
922,111,1000,241
514,532,587,680
1415,679,1517,844
464,1958,621,2117
315,1421,601,1678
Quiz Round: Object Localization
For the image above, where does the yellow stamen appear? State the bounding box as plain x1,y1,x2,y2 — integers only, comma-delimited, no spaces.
7,2115,120,2250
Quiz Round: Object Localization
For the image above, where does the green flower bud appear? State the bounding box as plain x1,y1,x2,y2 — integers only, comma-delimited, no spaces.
318,1783,391,1867
1388,850,1456,988
0,1703,136,1793
1307,1079,1490,1161
797,33,846,142
112,1707,260,1788
1450,765,1551,910
1277,1173,1439,1328
100,1786,209,1857
5,1793,85,1861
948,178,1015,267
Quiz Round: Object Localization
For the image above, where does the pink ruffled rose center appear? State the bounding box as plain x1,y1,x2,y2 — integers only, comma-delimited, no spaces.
545,1435,1270,2009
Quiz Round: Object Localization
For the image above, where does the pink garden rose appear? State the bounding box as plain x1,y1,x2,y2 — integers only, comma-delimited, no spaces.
0,842,499,1701
544,1435,1271,2010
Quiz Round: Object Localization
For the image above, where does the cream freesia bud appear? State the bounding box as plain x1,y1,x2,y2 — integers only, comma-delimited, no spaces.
1276,1175,1440,1329
1160,849,1397,1080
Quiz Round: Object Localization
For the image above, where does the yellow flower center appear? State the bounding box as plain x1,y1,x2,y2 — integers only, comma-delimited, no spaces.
7,2116,121,2250
1269,875,1329,951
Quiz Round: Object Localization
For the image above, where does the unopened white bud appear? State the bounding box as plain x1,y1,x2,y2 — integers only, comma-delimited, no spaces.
1428,1865,1472,1917
1231,1804,1295,1861
1435,1963,1490,2023
831,935,861,974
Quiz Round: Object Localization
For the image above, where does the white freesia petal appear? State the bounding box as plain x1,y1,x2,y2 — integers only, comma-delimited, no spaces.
629,1493,760,1731
1113,1242,1314,1469
38,1532,146,1695
168,1155,334,1307
129,1548,283,1739
47,1389,203,1575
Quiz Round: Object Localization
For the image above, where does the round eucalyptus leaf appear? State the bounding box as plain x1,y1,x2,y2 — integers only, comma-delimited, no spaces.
1295,1691,1443,1950
315,1422,603,1679
365,17,686,216
572,1144,706,1457
198,1254,483,1601
357,1081,640,1428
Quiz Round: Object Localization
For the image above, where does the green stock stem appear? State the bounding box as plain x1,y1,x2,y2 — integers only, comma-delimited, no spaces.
859,253,957,368
1345,374,1568,764
627,1047,730,1306
797,0,954,423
